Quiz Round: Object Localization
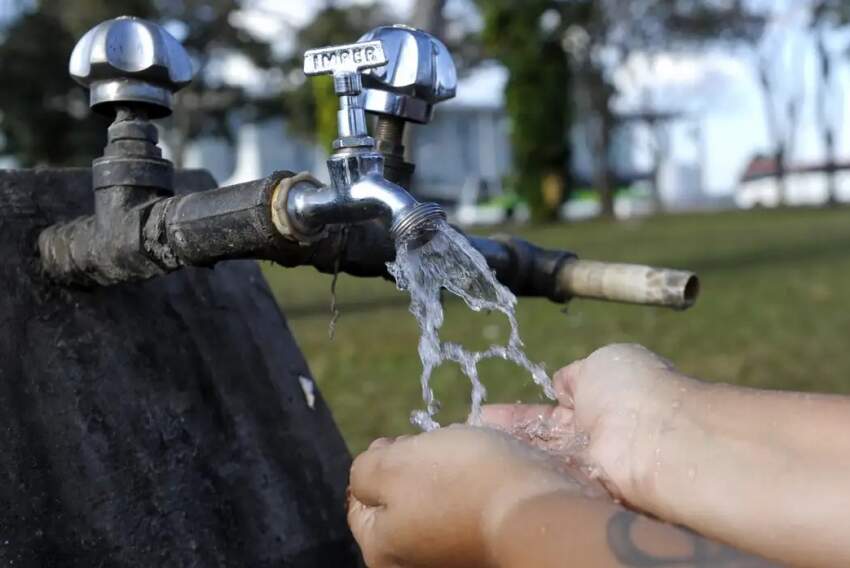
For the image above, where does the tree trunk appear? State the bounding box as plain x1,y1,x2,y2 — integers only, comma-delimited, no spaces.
816,30,839,206
825,132,837,206
757,57,788,207
775,147,787,206
597,94,616,218
405,0,447,188
649,118,667,214
409,0,445,33
594,158,615,218
164,95,193,169
591,115,615,219
581,66,616,219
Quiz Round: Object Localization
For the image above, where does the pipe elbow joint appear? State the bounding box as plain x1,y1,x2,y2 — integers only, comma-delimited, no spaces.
349,175,444,244
278,171,445,247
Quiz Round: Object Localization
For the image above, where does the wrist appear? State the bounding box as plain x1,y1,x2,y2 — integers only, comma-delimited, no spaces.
485,489,567,568
482,477,579,567
615,370,712,513
488,489,621,568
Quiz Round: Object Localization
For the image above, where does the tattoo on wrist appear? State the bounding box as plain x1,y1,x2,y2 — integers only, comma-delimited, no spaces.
606,511,777,568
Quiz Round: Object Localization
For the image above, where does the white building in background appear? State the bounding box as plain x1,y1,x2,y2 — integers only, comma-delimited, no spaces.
735,156,850,208
657,160,733,212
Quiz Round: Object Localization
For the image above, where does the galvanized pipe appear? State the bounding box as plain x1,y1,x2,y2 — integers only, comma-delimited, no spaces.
267,224,700,311
556,260,699,310
467,235,698,310
39,171,699,310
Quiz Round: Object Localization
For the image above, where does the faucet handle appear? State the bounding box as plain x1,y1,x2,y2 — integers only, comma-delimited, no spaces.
358,26,457,124
303,40,387,95
69,16,193,118
303,40,387,149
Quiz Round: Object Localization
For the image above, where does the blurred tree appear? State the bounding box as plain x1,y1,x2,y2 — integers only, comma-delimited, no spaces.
474,0,762,220
810,0,850,206
565,0,763,216
0,0,275,167
755,14,806,207
476,0,571,222
0,9,109,166
560,2,616,218
410,0,445,36
152,0,275,168
403,0,447,188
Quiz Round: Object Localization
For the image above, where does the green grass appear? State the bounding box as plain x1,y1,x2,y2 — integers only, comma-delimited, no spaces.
262,207,850,453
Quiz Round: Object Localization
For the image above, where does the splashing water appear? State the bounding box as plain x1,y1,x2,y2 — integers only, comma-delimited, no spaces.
387,220,555,430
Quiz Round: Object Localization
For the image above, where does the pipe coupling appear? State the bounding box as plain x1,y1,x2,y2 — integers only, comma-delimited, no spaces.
270,171,327,244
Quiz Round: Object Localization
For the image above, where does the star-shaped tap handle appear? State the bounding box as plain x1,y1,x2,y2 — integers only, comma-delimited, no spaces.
358,26,457,125
69,16,193,118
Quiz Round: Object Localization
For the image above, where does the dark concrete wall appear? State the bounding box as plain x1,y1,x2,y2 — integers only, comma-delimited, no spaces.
0,169,358,567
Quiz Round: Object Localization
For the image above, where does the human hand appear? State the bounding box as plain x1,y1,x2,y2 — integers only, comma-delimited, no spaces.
347,425,581,568
481,343,696,508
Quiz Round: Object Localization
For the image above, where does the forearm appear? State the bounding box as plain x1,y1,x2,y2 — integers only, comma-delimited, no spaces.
491,491,774,568
633,377,850,566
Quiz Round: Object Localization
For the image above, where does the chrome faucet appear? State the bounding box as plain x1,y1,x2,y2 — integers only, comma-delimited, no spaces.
358,25,457,189
277,39,445,247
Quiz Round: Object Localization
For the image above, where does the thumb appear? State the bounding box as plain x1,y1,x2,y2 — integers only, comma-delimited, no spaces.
553,359,584,409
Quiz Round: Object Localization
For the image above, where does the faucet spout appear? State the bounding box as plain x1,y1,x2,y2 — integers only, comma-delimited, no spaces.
282,151,445,247
350,175,419,228
348,174,445,243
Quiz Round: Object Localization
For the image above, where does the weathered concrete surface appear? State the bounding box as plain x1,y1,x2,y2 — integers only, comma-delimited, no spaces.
0,169,359,567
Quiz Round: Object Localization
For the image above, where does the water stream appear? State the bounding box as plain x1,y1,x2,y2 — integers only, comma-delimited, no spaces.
388,220,556,430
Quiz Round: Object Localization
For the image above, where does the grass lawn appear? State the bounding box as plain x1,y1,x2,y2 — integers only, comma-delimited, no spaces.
262,206,850,453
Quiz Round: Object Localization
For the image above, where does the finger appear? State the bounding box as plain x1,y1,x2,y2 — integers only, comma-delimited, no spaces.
479,404,558,430
368,437,395,450
553,359,584,407
347,495,388,568
350,446,392,507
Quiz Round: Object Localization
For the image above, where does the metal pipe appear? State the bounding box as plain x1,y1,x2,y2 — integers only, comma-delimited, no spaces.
39,171,699,310
469,236,698,310
372,115,413,188
556,260,699,310
284,153,445,246
145,172,289,268
265,223,700,311
39,172,294,286
286,173,418,234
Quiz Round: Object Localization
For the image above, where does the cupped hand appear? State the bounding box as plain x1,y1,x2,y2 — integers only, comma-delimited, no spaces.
347,425,582,568
481,343,695,507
